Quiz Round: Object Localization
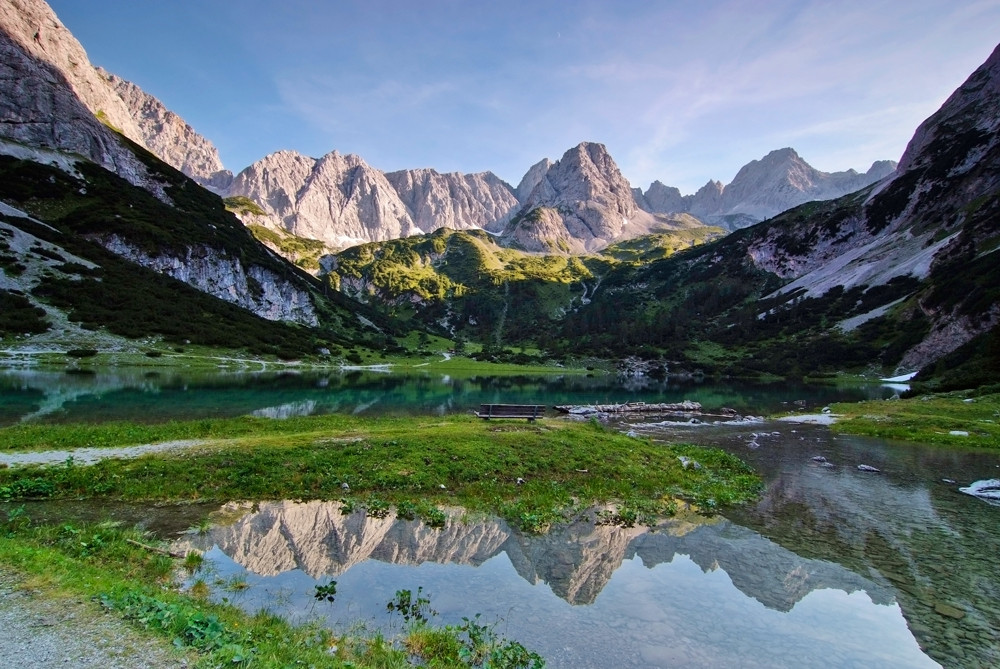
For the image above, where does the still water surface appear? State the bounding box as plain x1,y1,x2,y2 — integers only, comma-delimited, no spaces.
3,368,998,667
0,366,893,425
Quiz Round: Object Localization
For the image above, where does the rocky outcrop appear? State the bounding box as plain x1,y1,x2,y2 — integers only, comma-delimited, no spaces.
639,180,686,213
637,149,896,230
514,158,554,203
0,0,144,140
99,235,319,326
0,0,233,192
385,167,518,232
96,68,233,190
0,4,154,192
502,142,659,253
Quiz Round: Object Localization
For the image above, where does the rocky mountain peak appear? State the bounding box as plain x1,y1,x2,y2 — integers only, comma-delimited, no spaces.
228,149,420,248
95,67,233,190
514,158,554,202
503,141,651,252
640,180,686,213
894,43,1000,177
227,150,520,249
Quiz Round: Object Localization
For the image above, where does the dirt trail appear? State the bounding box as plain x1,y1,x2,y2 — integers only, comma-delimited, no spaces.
0,440,206,468
0,571,190,668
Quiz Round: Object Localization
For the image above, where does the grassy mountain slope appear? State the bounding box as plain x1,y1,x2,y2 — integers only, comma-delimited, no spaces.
0,150,402,358
324,226,724,349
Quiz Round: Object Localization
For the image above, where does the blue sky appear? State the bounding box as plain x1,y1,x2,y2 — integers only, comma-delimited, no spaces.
48,0,1000,194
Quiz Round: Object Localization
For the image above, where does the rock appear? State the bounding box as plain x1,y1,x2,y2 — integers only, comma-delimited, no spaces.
227,150,419,248
0,6,154,192
958,479,1000,504
857,464,881,473
386,167,518,233
99,236,319,326
97,68,233,190
340,482,350,491
227,150,518,249
677,456,701,470
811,456,828,463
934,602,966,620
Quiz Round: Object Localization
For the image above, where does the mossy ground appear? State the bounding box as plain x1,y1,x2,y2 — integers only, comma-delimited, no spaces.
830,391,1000,450
0,414,761,528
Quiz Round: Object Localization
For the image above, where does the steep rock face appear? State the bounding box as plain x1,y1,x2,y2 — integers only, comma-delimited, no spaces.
99,235,320,326
514,158,554,203
0,0,233,192
385,167,518,232
715,148,894,220
96,68,233,190
0,8,154,192
228,150,420,248
687,179,725,218
0,0,144,142
640,180,686,213
504,142,657,252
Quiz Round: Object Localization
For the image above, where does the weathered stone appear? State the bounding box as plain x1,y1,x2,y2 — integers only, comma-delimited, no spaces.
934,602,966,620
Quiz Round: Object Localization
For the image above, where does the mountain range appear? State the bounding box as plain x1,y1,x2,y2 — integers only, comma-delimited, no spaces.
0,0,896,255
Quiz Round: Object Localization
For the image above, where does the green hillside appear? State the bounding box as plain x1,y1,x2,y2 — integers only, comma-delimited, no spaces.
324,226,727,352
0,150,402,359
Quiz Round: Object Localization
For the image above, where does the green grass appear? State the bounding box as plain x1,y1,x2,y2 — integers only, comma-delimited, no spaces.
830,391,1000,449
0,415,761,528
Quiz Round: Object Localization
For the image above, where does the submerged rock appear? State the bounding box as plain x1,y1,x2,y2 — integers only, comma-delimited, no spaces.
959,479,1000,506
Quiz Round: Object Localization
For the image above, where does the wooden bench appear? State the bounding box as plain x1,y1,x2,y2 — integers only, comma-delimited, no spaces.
475,404,547,421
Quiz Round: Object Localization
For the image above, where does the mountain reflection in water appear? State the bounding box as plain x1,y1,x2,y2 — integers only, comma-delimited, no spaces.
175,501,933,668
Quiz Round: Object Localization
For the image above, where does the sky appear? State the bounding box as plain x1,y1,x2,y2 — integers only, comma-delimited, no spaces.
47,0,1000,194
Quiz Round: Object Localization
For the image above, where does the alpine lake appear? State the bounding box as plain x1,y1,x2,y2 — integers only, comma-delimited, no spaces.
2,366,998,668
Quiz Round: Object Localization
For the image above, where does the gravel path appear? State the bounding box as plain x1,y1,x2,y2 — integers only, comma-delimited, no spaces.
0,571,190,668
0,440,206,468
